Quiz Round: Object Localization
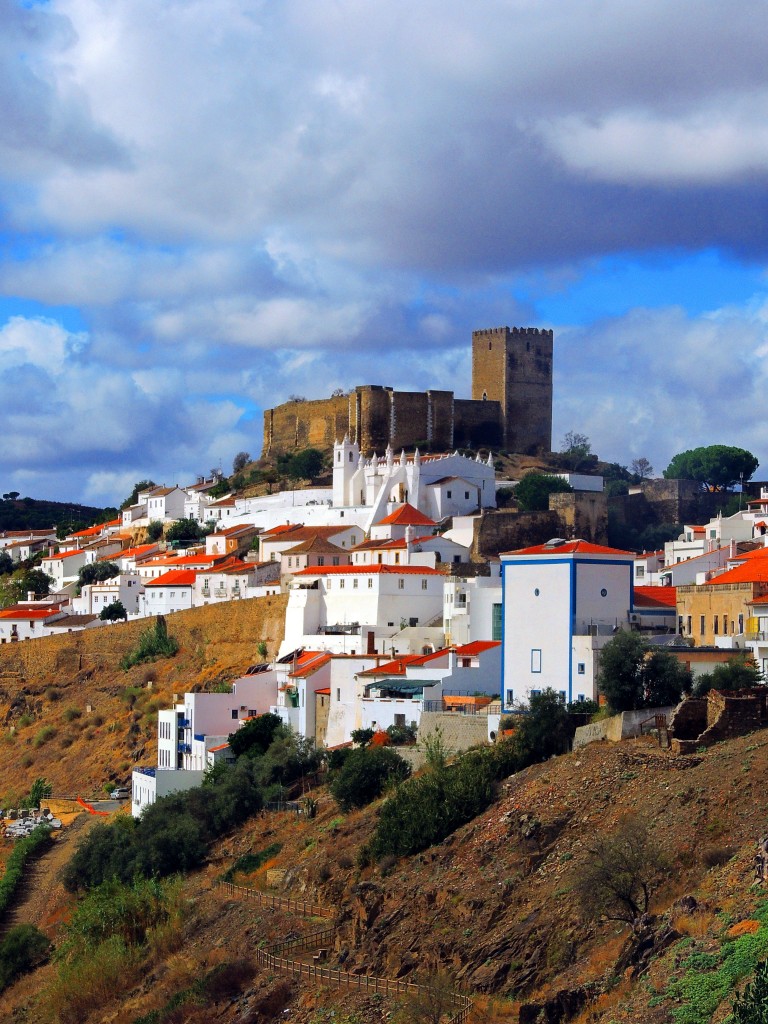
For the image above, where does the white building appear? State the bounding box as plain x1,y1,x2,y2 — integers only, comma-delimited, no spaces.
280,564,445,658
443,563,503,646
132,666,278,815
332,438,496,530
500,539,637,708
73,572,145,616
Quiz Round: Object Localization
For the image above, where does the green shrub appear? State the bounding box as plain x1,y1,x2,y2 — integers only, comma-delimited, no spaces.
733,957,768,1023
63,707,82,722
32,726,56,748
0,925,49,992
120,616,179,670
0,826,52,918
330,746,411,812
221,843,282,882
371,742,519,859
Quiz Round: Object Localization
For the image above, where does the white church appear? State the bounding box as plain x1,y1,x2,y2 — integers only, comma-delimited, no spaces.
332,437,497,531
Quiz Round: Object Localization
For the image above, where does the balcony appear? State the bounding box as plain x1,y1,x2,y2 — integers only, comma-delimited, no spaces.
178,717,190,728
177,742,191,754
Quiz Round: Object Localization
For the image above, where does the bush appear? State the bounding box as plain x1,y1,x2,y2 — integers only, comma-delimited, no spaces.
371,743,517,859
330,746,411,812
32,726,56,748
0,826,52,918
0,925,49,992
63,760,263,891
733,957,768,1023
120,616,179,670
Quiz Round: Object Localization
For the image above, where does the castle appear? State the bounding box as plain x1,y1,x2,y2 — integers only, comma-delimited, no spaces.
262,325,553,455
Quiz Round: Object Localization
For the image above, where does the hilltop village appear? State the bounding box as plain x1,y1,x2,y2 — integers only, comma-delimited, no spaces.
1,326,766,812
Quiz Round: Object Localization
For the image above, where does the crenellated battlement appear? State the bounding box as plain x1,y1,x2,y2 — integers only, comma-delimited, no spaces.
263,324,553,457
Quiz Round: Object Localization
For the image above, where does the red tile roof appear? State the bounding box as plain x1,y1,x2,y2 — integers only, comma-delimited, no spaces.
144,569,197,587
207,742,230,752
455,640,501,656
0,607,61,620
293,564,443,577
375,504,436,527
503,540,635,557
633,586,677,609
290,652,332,678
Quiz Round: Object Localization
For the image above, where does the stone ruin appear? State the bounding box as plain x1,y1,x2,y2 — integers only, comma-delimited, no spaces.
669,688,768,755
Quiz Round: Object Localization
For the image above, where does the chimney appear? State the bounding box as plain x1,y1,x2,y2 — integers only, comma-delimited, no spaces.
730,538,736,558
27,591,34,602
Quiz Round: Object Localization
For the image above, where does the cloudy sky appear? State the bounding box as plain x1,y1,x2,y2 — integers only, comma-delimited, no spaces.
2,0,768,506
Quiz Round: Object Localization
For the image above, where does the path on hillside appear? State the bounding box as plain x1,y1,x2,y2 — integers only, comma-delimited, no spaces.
0,812,99,940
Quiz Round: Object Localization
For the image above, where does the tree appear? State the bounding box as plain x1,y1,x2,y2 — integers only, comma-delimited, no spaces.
396,970,461,1024
574,814,666,926
0,551,12,575
732,957,768,1023
28,778,52,808
330,746,411,811
514,473,573,512
120,480,155,511
146,520,164,541
78,562,120,590
598,632,690,711
692,656,763,697
561,431,592,470
227,713,283,760
631,457,653,480
663,445,758,491
100,600,128,622
287,448,325,482
165,518,205,543
514,688,572,761
232,451,251,474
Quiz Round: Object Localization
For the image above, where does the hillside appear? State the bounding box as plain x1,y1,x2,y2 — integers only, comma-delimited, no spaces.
1,605,767,1023
0,595,287,800
1,719,768,1022
0,496,109,533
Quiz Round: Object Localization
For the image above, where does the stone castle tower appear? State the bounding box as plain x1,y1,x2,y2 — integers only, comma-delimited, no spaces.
263,325,553,456
471,326,553,453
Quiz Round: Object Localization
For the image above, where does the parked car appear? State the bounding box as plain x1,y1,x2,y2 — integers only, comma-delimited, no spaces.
110,787,129,800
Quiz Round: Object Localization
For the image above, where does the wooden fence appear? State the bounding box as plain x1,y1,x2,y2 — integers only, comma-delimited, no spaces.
220,881,472,1024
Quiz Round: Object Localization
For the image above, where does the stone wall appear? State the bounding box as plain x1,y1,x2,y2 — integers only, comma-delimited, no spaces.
549,492,608,544
670,688,768,754
471,509,563,561
263,395,349,454
573,705,678,750
453,398,502,448
0,595,289,686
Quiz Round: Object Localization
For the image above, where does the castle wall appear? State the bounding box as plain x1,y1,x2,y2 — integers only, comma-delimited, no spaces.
549,492,608,545
453,398,502,448
263,325,553,456
263,395,349,454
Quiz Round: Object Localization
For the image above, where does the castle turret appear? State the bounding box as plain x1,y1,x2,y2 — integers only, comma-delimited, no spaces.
333,435,360,507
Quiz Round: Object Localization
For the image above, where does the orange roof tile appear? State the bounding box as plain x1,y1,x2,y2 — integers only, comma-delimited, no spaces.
503,540,635,557
0,607,61,620
455,640,501,656
704,562,768,586
375,503,436,527
633,586,677,609
293,564,442,577
144,569,197,587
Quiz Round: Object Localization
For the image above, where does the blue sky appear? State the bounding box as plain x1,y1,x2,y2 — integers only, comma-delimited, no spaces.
2,0,768,505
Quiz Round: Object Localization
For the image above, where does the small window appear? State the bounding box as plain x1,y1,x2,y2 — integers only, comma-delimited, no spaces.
577,663,585,675
447,490,452,499
368,579,373,589
421,580,428,590
353,578,358,589
714,615,719,635
531,649,542,673
398,578,405,590
506,689,513,705
464,491,469,499
336,688,340,701
636,565,645,578
700,615,705,636
231,709,238,719
339,579,345,589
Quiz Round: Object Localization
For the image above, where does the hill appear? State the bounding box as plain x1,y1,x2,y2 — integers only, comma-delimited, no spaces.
1,607,767,1023
0,495,109,533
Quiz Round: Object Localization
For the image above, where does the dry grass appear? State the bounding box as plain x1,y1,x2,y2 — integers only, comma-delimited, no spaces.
670,910,720,938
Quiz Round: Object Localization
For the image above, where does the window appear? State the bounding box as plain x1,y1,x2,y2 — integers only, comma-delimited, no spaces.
339,579,345,588
714,615,719,635
506,689,513,704
492,603,502,641
700,615,705,636
368,578,373,589
687,615,692,635
421,580,428,590
724,614,728,634
531,649,542,673
394,553,400,564
398,578,405,590
377,554,383,564
317,556,324,566
231,709,238,719
447,490,452,499
353,578,358,589
577,663,585,675
336,688,340,701
636,565,645,578
332,557,339,566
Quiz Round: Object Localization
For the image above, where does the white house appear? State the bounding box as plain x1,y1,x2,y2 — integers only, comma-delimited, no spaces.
132,666,279,816
280,564,445,658
40,549,89,590
443,563,503,646
73,572,145,616
139,569,196,616
144,486,187,523
500,539,636,708
259,523,364,564
0,602,70,642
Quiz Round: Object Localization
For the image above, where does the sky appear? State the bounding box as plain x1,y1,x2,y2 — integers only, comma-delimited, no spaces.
2,0,768,506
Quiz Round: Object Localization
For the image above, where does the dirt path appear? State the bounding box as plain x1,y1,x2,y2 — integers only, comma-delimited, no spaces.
0,812,100,939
